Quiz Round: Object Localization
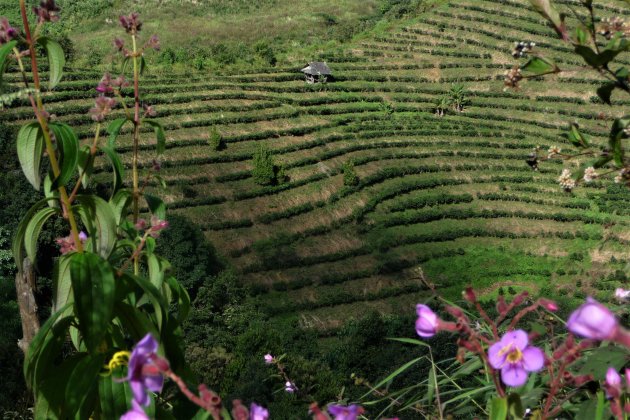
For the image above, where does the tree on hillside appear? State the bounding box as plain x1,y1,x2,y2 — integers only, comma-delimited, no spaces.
449,83,469,112
209,126,225,151
252,144,286,185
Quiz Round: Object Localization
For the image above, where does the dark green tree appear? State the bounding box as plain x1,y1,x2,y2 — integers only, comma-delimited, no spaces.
252,143,277,186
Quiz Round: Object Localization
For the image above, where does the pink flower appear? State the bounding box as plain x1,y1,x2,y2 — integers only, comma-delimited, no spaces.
327,404,364,420
96,73,114,94
415,304,439,338
148,216,169,238
263,354,274,364
146,34,160,51
90,96,117,122
120,400,149,420
567,298,618,340
0,18,17,45
488,330,545,387
123,334,168,406
614,288,630,300
120,12,142,34
250,403,269,420
56,231,88,254
33,0,60,23
605,367,622,399
284,381,296,393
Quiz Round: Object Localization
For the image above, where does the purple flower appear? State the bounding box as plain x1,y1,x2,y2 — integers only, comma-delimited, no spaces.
90,96,117,122
33,0,60,23
120,399,149,420
488,330,545,387
120,12,142,34
567,298,618,340
415,304,438,338
114,37,125,51
96,73,114,94
78,231,88,241
250,403,269,420
0,18,17,45
284,381,296,393
146,34,160,51
125,333,165,406
605,367,622,399
327,404,365,420
615,288,630,300
263,354,274,364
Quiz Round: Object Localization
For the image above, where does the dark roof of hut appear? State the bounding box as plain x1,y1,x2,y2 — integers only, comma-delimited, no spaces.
300,62,332,75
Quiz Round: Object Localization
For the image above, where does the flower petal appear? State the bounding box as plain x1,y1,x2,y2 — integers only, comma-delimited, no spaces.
501,330,528,350
501,364,528,387
521,346,545,372
487,341,506,369
143,373,164,393
130,379,149,406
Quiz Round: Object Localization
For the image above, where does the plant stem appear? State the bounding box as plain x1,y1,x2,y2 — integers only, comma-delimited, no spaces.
19,0,83,253
131,34,141,274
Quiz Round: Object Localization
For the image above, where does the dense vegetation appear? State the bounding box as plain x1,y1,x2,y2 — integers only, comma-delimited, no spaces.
2,0,630,418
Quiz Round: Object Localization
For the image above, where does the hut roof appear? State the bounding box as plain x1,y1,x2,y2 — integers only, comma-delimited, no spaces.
301,62,332,75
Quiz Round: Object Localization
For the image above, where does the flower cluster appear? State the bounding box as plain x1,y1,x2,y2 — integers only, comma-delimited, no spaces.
120,12,142,34
614,168,629,184
56,231,87,254
558,168,576,191
598,16,630,40
504,66,523,90
33,0,60,24
135,216,169,238
547,146,561,159
0,17,17,45
89,95,117,122
582,166,598,183
512,41,536,58
96,72,129,94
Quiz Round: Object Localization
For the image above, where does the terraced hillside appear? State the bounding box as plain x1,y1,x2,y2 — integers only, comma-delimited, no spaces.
5,0,630,332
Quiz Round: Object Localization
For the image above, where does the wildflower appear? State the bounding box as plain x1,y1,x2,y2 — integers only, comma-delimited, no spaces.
146,34,160,51
113,75,129,89
96,73,114,94
504,66,522,90
56,231,88,254
547,146,561,159
148,216,168,238
250,403,269,420
264,354,274,364
512,41,535,58
614,288,630,300
567,297,618,340
598,17,629,40
285,381,296,393
539,298,558,312
488,330,545,387
33,0,60,23
614,169,629,184
558,168,576,191
0,18,17,45
605,367,622,399
231,400,249,420
120,12,142,34
114,37,125,51
583,167,598,183
120,399,150,420
144,104,157,117
327,404,365,420
124,333,167,406
89,96,116,122
415,304,439,338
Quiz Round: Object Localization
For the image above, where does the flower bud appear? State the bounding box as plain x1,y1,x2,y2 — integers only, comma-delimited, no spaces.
264,354,274,364
539,298,558,312
496,295,508,315
0,18,17,45
463,287,476,303
567,298,618,340
415,304,439,338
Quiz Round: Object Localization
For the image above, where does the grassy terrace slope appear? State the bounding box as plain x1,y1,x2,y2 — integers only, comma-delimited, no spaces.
5,0,630,331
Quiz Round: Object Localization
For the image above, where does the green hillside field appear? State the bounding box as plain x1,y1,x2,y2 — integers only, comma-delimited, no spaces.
4,0,630,333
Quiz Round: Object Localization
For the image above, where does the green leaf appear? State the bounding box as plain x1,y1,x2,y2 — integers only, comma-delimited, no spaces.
144,193,166,220
77,145,92,188
43,174,60,208
529,0,566,39
521,57,558,75
37,37,65,90
110,189,133,226
575,26,588,45
100,145,125,195
70,252,116,353
17,122,45,190
575,45,600,67
124,272,166,331
191,408,212,420
64,353,105,417
99,368,133,419
507,393,524,420
24,304,73,391
567,123,590,148
34,355,83,419
165,276,190,323
578,346,629,380
147,254,164,290
0,40,17,90
107,118,128,148
24,207,58,265
13,198,57,272
615,67,629,80
596,82,616,105
361,356,426,399
144,120,166,155
75,195,117,258
49,122,79,190
52,253,74,313
489,396,508,420
113,301,159,340
609,117,630,167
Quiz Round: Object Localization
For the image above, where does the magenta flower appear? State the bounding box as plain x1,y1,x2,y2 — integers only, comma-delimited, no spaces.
146,34,160,51
120,12,142,34
125,333,165,406
327,404,365,420
615,288,630,300
415,304,439,338
250,403,269,420
263,354,274,364
605,367,622,399
0,18,17,45
488,330,545,387
284,381,296,393
33,0,60,23
120,399,149,420
90,96,117,122
567,298,618,340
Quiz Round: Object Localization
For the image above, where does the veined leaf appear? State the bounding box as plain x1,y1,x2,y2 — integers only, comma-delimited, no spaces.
107,118,128,148
75,195,117,258
144,193,166,220
24,207,58,265
567,123,590,148
521,56,558,75
144,120,166,155
13,198,57,272
99,368,133,419
49,122,79,190
100,145,125,194
64,353,106,417
609,117,630,167
0,40,17,90
52,253,74,313
109,189,133,226
43,174,60,209
529,0,566,39
123,272,166,331
17,122,45,190
165,276,190,323
489,397,508,420
70,252,116,353
37,37,65,90
77,145,92,188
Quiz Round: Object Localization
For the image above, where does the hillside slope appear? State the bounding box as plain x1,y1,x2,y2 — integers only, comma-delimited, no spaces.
4,0,630,332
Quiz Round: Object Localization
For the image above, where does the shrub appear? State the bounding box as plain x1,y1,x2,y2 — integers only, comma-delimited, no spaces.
342,160,359,186
209,126,226,151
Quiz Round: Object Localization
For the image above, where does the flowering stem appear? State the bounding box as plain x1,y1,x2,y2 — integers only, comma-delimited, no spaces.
19,0,83,254
116,232,149,276
162,370,219,419
68,123,101,204
131,34,141,275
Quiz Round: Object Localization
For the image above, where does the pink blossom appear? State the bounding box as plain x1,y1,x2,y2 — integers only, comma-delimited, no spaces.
567,298,618,340
488,330,545,387
120,12,142,34
33,0,60,23
263,354,274,364
90,96,117,122
605,367,622,399
284,381,296,393
614,288,630,300
0,18,17,45
328,404,364,420
415,304,438,338
250,403,269,420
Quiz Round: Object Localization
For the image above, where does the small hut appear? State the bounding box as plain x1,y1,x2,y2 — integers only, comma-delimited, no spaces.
301,62,332,83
